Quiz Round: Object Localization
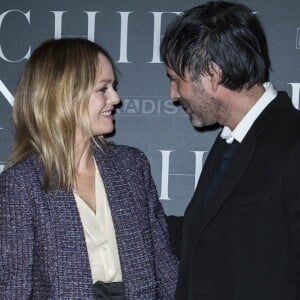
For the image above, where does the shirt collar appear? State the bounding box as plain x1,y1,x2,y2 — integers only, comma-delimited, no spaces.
220,82,277,144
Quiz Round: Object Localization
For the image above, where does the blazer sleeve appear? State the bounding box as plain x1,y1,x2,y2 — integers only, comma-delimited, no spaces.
0,169,34,299
140,152,178,299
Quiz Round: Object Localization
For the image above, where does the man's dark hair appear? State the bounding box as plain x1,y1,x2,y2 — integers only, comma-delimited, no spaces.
160,1,270,91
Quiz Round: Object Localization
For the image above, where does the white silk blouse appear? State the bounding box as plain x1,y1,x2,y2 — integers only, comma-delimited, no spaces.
73,164,122,283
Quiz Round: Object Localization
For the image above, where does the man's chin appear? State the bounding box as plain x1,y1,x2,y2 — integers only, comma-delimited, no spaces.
190,117,204,128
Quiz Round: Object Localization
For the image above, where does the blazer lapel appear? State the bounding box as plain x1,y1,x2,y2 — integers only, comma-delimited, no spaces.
31,157,90,256
93,145,155,296
198,136,257,235
196,94,284,237
189,134,224,207
30,157,94,292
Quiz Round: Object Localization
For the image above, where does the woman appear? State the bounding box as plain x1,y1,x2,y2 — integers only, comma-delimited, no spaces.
0,38,178,299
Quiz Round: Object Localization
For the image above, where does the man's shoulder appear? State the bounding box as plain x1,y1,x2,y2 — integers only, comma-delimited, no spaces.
274,91,300,124
274,91,297,111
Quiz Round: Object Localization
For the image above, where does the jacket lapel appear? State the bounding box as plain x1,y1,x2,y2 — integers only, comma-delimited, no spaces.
30,157,94,294
93,144,155,297
196,94,285,237
199,136,257,235
189,134,224,207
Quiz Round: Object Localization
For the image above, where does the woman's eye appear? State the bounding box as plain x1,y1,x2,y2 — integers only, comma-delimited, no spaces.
98,87,107,93
113,81,118,91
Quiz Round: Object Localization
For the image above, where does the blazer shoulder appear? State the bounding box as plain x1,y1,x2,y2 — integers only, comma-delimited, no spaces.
97,142,148,164
0,155,38,182
114,144,146,157
273,92,300,131
0,155,42,201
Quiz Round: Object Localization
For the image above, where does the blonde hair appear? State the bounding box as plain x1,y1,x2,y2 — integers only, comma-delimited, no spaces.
7,38,117,191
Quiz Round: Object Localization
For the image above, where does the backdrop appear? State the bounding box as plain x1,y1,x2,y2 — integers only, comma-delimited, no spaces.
1,0,300,215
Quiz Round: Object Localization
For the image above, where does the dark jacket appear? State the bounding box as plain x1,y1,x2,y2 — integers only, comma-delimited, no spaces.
169,92,300,300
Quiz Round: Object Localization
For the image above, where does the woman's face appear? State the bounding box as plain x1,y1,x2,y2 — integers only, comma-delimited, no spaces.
88,53,120,137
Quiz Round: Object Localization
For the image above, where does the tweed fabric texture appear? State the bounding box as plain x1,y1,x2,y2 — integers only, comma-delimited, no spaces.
0,143,178,299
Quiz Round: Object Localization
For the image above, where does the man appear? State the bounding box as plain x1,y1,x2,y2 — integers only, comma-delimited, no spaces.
160,1,300,299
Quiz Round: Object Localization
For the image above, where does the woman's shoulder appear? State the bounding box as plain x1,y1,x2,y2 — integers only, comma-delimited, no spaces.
112,143,149,165
95,141,148,162
0,154,40,183
111,143,146,156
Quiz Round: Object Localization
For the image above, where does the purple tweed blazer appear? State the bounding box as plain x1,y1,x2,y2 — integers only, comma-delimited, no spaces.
0,143,178,299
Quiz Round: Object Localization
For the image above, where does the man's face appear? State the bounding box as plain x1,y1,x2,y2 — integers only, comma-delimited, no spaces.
166,66,221,128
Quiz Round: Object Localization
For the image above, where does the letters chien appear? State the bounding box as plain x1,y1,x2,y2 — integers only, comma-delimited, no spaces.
1,9,300,201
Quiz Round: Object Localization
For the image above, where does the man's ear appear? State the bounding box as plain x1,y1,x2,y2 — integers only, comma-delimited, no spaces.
208,62,222,92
